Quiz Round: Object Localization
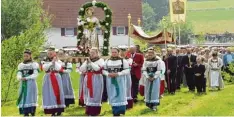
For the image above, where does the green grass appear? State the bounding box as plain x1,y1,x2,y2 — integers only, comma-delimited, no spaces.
184,0,234,33
188,0,234,9
191,20,234,33
187,9,234,21
186,9,234,33
2,65,234,116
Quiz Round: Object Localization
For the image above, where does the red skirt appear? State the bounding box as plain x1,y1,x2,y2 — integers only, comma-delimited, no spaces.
139,85,144,96
160,80,165,96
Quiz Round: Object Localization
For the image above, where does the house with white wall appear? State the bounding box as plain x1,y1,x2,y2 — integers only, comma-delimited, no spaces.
43,0,142,49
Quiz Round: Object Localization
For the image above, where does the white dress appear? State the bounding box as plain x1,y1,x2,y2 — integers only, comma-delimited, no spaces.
17,62,39,114
79,59,104,107
208,58,224,88
60,62,75,107
42,60,65,114
125,58,133,100
142,59,162,105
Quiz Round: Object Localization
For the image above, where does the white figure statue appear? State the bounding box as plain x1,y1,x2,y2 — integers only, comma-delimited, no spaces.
77,7,100,51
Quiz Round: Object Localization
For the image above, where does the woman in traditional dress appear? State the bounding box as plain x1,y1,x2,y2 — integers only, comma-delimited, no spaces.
42,47,65,116
58,53,75,107
76,58,86,107
208,51,224,90
142,49,162,111
79,48,104,116
16,49,39,116
119,46,133,109
103,47,129,116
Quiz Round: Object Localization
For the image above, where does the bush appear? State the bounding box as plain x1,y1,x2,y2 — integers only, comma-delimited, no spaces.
222,62,234,83
1,0,50,103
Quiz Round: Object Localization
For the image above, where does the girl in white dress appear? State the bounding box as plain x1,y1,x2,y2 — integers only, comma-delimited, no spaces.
208,51,224,90
103,47,130,116
80,48,104,116
16,49,39,116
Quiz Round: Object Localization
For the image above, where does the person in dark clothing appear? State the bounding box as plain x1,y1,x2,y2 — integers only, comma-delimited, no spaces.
164,48,177,94
194,56,206,94
176,48,184,90
102,75,108,102
182,48,197,92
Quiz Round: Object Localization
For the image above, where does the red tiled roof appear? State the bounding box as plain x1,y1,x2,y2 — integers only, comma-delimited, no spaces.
43,0,142,28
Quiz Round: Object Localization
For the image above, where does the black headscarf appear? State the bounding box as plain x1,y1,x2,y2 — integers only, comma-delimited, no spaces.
23,49,33,64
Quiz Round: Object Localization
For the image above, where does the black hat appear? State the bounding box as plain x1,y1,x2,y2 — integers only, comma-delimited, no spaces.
24,49,32,55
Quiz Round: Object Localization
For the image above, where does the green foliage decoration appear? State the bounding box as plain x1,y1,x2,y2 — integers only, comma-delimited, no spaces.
77,1,112,56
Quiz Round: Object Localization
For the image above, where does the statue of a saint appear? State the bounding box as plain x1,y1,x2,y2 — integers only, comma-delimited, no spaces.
77,7,100,55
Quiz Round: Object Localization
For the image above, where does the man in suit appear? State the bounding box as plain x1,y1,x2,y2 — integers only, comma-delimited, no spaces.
176,48,184,90
182,48,197,92
130,46,144,102
164,48,177,94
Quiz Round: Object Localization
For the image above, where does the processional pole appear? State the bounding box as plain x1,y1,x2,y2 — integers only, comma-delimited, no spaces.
128,14,132,49
162,17,167,49
138,18,141,26
178,14,181,45
173,22,177,45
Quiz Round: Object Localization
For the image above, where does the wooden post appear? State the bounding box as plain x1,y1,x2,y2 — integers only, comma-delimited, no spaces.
173,22,177,45
162,17,167,49
138,18,141,26
128,14,131,48
178,24,181,45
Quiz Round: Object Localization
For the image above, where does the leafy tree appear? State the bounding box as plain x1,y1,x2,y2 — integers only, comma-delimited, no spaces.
157,16,173,30
143,0,169,25
195,32,206,45
133,39,148,52
157,16,194,45
142,2,157,32
178,22,194,45
1,0,50,103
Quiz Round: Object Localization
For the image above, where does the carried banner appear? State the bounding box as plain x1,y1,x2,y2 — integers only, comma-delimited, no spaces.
169,0,187,23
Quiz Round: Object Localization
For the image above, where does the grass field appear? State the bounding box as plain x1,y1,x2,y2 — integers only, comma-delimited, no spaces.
185,0,234,33
187,9,234,33
2,65,234,116
187,9,234,21
188,0,234,9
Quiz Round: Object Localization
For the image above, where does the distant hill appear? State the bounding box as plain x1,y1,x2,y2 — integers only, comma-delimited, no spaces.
187,0,234,33
144,0,234,34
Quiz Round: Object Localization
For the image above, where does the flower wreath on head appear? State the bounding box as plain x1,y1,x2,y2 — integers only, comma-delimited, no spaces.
77,0,112,56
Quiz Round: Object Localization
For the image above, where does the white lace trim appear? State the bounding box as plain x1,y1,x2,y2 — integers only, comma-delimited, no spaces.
86,102,102,106
18,103,38,108
43,104,66,109
144,99,160,103
110,101,128,106
64,95,75,99
127,97,133,100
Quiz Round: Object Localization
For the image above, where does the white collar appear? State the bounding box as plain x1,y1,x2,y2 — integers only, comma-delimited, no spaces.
131,53,136,58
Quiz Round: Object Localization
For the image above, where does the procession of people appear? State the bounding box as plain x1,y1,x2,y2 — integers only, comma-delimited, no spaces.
16,45,234,116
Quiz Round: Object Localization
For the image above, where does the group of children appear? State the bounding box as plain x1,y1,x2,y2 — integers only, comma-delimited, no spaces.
17,47,76,116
